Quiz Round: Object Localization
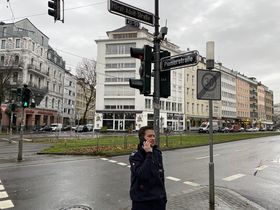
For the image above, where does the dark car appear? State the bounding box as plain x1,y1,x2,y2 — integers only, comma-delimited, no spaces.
39,125,52,132
75,125,88,132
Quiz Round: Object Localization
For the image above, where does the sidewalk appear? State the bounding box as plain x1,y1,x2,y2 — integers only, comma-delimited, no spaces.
121,186,266,210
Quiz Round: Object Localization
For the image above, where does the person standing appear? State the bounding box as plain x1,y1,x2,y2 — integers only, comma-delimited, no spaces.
129,125,167,210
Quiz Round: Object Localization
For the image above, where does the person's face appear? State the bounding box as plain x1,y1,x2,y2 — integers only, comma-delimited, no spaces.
144,129,156,146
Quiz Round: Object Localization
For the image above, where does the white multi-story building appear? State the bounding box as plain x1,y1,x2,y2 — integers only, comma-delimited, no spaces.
215,63,237,124
94,20,185,131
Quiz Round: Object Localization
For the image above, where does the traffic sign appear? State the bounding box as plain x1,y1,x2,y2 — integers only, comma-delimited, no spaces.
197,69,221,100
161,50,199,71
108,0,155,26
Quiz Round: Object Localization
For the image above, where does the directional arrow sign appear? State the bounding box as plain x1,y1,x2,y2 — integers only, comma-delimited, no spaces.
108,0,155,26
161,50,199,71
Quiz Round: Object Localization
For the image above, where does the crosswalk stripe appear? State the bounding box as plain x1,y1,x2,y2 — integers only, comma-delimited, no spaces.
108,160,117,163
222,174,245,181
0,200,14,209
100,158,109,161
255,165,268,171
127,165,131,168
183,181,200,187
0,191,8,199
117,162,127,166
0,185,5,191
166,176,181,182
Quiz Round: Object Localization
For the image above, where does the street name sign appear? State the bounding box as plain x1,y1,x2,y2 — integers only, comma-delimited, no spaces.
108,0,155,26
161,50,199,71
197,69,221,100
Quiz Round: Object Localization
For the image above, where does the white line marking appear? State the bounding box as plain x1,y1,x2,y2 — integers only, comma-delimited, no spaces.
0,180,1,184
0,200,14,209
117,162,127,166
235,149,243,152
166,176,181,182
108,160,117,163
23,138,32,142
196,154,220,160
0,191,8,199
0,185,4,191
100,158,109,161
222,174,245,181
255,165,268,171
183,181,200,187
127,165,131,168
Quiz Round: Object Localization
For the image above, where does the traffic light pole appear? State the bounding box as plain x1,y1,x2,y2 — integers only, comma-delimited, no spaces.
17,107,24,161
153,0,161,148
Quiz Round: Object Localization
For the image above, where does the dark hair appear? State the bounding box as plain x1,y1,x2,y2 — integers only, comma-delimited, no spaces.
138,125,154,141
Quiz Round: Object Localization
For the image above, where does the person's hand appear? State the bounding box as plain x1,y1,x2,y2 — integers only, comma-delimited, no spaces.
143,140,153,153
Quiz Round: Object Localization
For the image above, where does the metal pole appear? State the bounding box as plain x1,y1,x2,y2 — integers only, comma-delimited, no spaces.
153,0,161,148
206,41,215,209
9,111,13,143
18,107,24,161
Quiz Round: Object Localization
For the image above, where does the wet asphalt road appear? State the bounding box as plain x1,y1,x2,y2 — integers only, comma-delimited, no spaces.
0,135,280,210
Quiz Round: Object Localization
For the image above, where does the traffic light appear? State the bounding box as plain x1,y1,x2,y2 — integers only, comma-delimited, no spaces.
22,85,31,108
30,99,36,108
129,45,153,96
160,50,171,98
48,0,60,21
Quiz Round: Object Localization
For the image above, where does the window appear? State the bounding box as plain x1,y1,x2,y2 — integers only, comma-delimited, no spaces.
53,84,56,92
47,67,50,76
39,63,42,70
106,43,136,55
2,27,7,36
52,98,55,108
1,40,6,49
172,102,176,111
47,81,49,90
178,103,182,112
45,97,48,108
145,99,151,109
15,39,20,48
192,75,194,85
0,55,4,64
31,58,34,65
59,86,61,94
13,72,18,82
166,102,171,111
69,81,72,86
38,78,41,88
40,48,43,56
54,70,56,77
192,103,194,113
32,42,35,51
15,55,19,64
29,74,33,83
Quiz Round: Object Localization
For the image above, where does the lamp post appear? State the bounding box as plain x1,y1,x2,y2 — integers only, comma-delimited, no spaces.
206,41,215,209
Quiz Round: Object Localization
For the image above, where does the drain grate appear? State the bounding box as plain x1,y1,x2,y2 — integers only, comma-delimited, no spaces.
59,205,92,210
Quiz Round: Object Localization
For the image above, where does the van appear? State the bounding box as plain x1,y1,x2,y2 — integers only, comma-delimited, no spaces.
50,123,63,132
198,121,219,133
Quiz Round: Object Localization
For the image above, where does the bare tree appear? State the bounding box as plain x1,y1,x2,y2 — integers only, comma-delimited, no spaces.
76,58,96,124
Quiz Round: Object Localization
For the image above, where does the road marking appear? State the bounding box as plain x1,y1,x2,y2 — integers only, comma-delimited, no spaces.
108,160,117,163
222,174,245,181
0,191,8,199
183,181,200,187
166,176,181,182
255,165,268,171
100,158,109,161
196,154,220,160
117,162,127,166
127,165,131,168
0,185,4,190
0,200,14,209
235,149,243,152
23,138,32,142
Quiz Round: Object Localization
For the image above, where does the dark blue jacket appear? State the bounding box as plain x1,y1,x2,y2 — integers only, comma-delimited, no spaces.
129,145,166,202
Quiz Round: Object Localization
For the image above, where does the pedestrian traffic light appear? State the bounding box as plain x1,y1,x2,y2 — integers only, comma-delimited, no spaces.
160,50,171,98
129,45,153,96
48,0,60,21
22,85,31,108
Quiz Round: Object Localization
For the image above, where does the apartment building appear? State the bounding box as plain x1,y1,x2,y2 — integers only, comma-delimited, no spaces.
236,73,251,127
94,20,185,131
62,70,76,126
0,19,67,130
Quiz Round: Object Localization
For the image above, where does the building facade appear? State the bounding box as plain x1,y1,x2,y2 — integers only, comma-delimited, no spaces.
0,19,67,130
94,21,185,131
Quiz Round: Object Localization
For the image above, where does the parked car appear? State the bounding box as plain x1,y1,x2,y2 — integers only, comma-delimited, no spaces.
198,121,219,133
219,126,230,133
62,125,71,131
86,124,94,132
39,125,52,132
75,125,88,132
246,127,259,132
50,123,63,132
229,124,241,132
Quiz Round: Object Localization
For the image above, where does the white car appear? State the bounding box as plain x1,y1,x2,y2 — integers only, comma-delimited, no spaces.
246,127,259,132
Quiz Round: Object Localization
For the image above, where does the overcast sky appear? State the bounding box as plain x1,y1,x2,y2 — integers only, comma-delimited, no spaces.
1,0,279,103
